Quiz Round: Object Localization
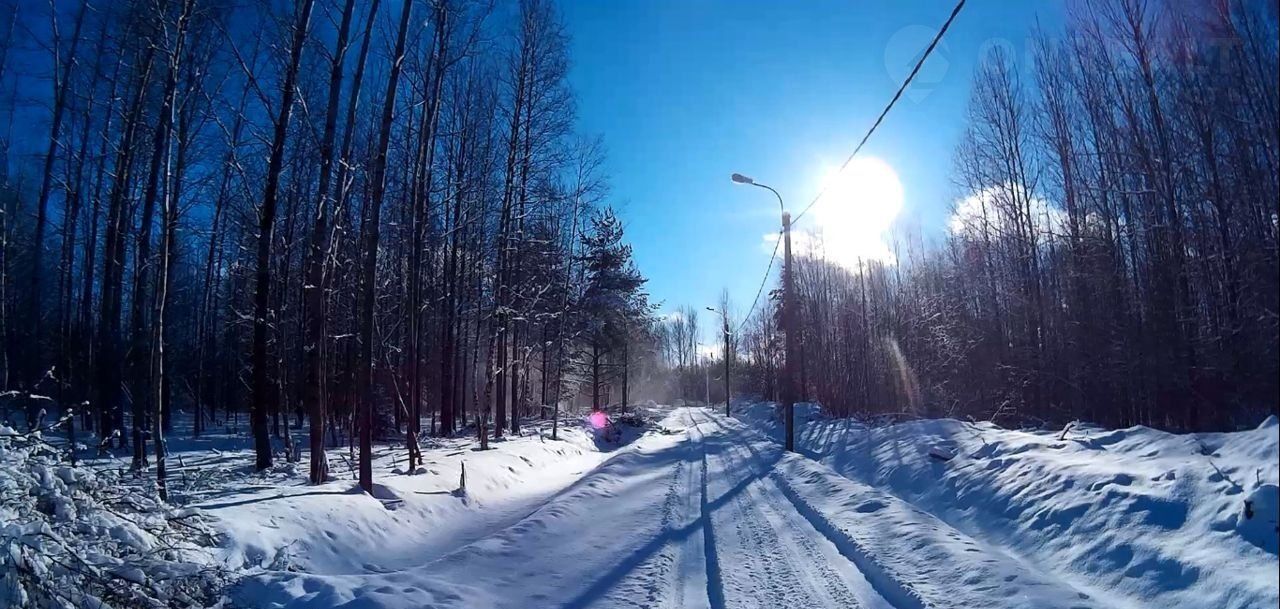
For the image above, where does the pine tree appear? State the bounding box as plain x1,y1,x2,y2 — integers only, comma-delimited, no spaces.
576,208,649,411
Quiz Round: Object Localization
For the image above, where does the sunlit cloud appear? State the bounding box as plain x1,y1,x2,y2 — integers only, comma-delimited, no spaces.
949,182,1061,238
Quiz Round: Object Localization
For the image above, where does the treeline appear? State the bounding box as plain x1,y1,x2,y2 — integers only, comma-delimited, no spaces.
0,0,652,494
739,0,1279,431
651,298,736,405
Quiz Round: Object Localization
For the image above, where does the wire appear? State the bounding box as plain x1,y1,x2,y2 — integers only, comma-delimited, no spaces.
731,0,965,333
735,229,783,335
792,0,966,225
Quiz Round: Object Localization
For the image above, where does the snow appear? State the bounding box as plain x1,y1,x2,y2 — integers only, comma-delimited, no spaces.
9,403,1274,608
188,417,622,578
736,401,1280,609
233,412,695,608
695,410,1103,609
0,424,228,608
228,404,1280,609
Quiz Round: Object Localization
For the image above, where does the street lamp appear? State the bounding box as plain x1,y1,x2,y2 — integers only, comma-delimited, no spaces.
707,306,731,417
731,172,796,453
696,344,711,406
730,173,784,214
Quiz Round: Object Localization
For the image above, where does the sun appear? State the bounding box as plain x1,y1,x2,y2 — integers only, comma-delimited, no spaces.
799,156,905,269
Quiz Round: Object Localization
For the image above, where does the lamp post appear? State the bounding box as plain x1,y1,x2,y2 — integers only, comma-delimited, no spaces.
698,346,710,406
707,306,731,417
731,173,795,452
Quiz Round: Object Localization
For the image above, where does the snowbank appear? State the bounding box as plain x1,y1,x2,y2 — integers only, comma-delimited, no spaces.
0,425,228,608
231,411,692,609
735,402,1280,609
195,418,618,579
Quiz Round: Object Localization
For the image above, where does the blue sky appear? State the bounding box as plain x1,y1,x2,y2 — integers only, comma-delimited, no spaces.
560,0,1065,319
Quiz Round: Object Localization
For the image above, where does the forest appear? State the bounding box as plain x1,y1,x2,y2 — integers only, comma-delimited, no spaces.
1,1,1277,607
0,0,1276,502
734,0,1279,432
0,0,656,495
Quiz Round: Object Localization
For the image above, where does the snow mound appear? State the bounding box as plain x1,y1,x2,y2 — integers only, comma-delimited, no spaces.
233,412,693,609
188,416,636,591
736,403,1280,609
770,454,1100,609
0,425,229,608
1239,483,1279,553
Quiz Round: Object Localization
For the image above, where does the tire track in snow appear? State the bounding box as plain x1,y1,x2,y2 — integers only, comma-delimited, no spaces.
592,416,711,609
629,458,690,608
559,409,716,609
662,456,690,609
686,409,726,609
734,446,880,608
721,468,824,607
692,408,844,609
702,411,925,609
640,427,713,609
665,415,710,609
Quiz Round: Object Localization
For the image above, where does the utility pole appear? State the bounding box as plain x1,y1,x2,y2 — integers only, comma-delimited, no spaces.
708,306,731,417
781,211,796,452
723,317,731,417
703,351,710,405
731,172,794,452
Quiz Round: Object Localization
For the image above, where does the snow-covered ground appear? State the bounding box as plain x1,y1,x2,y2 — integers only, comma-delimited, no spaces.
198,418,619,578
736,402,1280,609
1,423,230,608
6,404,1274,608
229,404,1280,609
235,407,909,609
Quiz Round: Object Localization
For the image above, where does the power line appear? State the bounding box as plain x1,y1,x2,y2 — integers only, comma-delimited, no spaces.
793,0,966,225
735,229,783,335
731,0,965,333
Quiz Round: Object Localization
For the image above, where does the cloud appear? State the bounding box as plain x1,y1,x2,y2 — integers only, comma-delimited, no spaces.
761,232,781,255
949,182,1062,238
759,227,897,270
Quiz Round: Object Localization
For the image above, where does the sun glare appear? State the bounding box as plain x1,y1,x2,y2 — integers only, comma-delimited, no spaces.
803,156,904,269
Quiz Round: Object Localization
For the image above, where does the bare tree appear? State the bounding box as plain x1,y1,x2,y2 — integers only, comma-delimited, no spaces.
250,0,316,471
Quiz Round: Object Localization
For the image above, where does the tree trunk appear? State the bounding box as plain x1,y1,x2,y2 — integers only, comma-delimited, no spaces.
251,0,316,471
356,0,414,493
96,39,157,451
30,0,88,383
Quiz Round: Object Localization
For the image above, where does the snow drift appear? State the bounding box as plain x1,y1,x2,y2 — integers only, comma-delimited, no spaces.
202,418,618,578
736,403,1280,609
226,411,694,609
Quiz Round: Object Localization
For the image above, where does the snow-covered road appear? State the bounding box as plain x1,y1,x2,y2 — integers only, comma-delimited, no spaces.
237,405,1275,609
568,407,895,609
241,406,1100,606
241,407,907,608
684,408,892,609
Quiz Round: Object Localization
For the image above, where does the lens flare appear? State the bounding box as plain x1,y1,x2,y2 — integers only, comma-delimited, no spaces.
807,156,905,268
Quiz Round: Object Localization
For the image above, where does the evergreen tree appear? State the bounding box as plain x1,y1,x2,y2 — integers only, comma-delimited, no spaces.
576,208,649,411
